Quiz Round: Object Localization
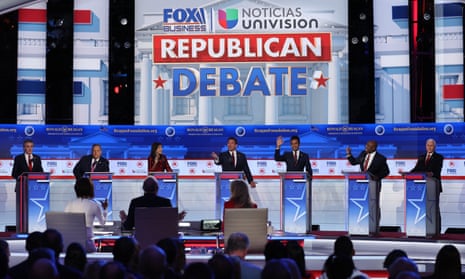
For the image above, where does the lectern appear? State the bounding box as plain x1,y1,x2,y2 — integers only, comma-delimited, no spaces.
149,172,178,207
401,172,440,237
215,172,244,219
17,172,50,233
343,171,380,235
84,172,113,219
280,172,311,233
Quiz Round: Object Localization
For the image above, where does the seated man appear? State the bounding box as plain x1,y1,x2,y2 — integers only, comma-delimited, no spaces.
120,176,185,230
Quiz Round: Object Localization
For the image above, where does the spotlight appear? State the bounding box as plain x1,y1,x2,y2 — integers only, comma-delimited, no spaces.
113,41,121,48
423,12,431,21
362,36,369,43
351,37,359,44
120,17,128,26
359,13,366,20
123,41,131,48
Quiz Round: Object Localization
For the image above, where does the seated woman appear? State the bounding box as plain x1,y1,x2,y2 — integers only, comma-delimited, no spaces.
65,178,107,252
222,180,257,231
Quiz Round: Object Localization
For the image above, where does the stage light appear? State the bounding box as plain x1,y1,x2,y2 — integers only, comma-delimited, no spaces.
120,17,128,26
351,37,359,44
359,13,366,20
123,41,131,48
362,35,369,43
113,86,120,94
423,12,431,21
113,41,121,48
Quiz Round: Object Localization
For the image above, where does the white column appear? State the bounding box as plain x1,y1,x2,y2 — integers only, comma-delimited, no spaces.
152,65,162,124
327,53,340,124
139,54,152,124
198,96,212,124
265,64,278,124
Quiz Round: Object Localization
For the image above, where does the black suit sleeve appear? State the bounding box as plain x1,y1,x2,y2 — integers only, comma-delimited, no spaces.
303,153,313,178
11,156,22,180
97,157,110,172
122,200,136,230
239,153,254,183
73,156,86,180
274,149,286,161
368,154,390,180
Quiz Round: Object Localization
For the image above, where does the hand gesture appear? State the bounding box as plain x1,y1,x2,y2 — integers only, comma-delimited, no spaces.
346,146,352,155
276,136,283,148
178,210,187,221
100,199,108,210
119,210,127,222
250,181,257,188
211,152,218,160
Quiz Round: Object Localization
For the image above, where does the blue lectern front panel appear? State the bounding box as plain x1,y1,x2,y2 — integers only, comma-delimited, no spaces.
405,176,426,236
348,176,369,234
282,173,308,233
28,174,50,232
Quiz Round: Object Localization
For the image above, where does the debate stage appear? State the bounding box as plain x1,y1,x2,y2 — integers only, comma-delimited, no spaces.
5,230,465,278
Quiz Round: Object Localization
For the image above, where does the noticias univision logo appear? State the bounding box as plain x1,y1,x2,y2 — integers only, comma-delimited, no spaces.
218,9,238,29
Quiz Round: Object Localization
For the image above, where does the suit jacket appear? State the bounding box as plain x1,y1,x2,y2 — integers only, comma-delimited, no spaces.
148,154,173,172
348,151,390,181
11,153,44,180
410,152,443,192
215,150,254,183
122,193,172,230
73,155,110,180
274,149,313,178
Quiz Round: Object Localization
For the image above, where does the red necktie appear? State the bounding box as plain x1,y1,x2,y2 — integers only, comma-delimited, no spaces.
363,153,371,171
425,153,431,165
293,151,298,165
231,152,235,167
28,155,33,171
91,160,97,172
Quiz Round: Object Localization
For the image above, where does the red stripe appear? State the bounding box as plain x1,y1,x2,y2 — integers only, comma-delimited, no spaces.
18,9,92,24
443,84,464,99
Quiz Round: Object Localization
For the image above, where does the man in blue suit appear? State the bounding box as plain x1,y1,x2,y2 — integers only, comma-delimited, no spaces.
346,140,390,235
274,135,312,179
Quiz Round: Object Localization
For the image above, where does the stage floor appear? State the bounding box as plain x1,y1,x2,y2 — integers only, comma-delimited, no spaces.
5,232,465,277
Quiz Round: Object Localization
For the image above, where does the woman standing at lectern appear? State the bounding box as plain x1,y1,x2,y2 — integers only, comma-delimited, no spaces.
148,142,173,173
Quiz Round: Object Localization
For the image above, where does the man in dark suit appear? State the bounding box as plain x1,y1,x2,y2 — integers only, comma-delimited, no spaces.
119,176,186,230
73,143,110,180
211,137,256,188
12,139,44,232
346,140,390,235
274,135,313,179
410,138,443,236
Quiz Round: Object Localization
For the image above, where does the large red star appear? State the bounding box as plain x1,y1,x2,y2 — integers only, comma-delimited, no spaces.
314,73,329,88
154,75,167,89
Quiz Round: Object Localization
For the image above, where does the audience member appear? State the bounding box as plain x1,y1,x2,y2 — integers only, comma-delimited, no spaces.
113,236,140,276
8,231,45,279
0,240,9,270
261,258,301,279
264,240,287,262
286,240,313,279
157,237,185,278
183,262,213,279
225,232,261,279
423,244,462,279
65,242,87,273
83,260,105,279
208,253,239,279
120,176,186,230
99,261,127,279
319,236,368,279
0,249,9,279
139,245,167,279
323,254,355,279
43,229,83,279
29,258,59,279
384,249,408,269
397,271,421,279
388,257,418,279
65,177,107,252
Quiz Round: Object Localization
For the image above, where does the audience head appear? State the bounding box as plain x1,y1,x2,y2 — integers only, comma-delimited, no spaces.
225,232,250,259
388,257,418,279
113,236,140,270
26,231,45,253
286,240,307,278
43,229,64,260
143,176,159,194
29,258,59,279
0,249,8,278
324,254,355,279
262,258,301,279
29,247,56,263
208,253,237,279
99,261,127,279
64,242,87,272
84,260,105,279
395,271,421,279
0,239,9,265
229,180,254,208
264,240,287,261
433,244,461,278
139,245,167,279
74,177,95,199
333,236,354,257
157,237,179,268
183,262,214,279
384,249,408,269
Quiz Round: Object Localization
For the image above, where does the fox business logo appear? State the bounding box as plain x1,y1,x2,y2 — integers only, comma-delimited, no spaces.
163,8,208,33
187,161,198,167
47,162,57,167
117,162,127,167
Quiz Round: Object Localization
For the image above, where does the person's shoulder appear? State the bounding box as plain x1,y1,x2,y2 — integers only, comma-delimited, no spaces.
435,153,444,159
224,200,234,208
33,153,42,159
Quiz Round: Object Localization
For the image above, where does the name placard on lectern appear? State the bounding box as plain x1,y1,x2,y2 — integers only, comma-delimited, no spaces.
84,172,113,220
279,172,311,233
149,172,178,208
18,172,50,233
215,172,244,219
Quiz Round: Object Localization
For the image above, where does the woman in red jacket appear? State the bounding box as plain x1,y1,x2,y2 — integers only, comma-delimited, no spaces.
148,142,173,173
224,180,257,209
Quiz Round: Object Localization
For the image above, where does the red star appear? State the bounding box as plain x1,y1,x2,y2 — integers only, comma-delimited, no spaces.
315,73,329,88
154,75,167,89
